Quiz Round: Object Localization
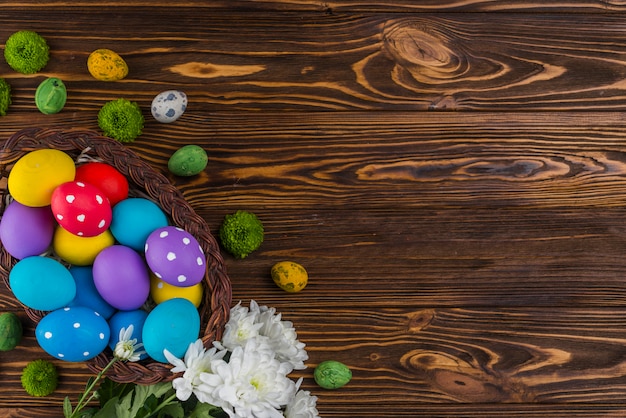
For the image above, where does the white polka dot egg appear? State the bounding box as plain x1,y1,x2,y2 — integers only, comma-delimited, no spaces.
51,181,112,237
144,226,206,287
35,306,110,362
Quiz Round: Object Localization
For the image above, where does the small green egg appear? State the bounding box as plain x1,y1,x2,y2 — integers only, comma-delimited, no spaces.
314,360,352,389
168,145,208,176
0,312,23,351
35,77,67,114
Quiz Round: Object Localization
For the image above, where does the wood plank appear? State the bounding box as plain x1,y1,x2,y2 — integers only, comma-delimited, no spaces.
6,305,626,413
6,1,626,13
4,111,625,210
1,10,626,111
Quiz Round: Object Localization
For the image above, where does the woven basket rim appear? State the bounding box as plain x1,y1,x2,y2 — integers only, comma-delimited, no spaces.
0,127,232,384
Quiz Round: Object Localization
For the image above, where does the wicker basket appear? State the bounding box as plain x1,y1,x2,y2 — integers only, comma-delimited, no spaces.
0,127,232,384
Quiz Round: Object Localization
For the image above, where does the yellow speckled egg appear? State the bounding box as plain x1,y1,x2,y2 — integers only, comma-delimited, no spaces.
8,149,76,207
87,49,128,81
150,274,203,307
271,261,308,293
52,226,115,266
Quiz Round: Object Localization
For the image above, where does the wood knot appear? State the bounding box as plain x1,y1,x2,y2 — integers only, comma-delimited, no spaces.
407,309,435,332
382,19,466,85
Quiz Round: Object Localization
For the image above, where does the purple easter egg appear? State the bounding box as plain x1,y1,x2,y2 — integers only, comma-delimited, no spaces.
144,226,205,287
93,245,150,310
0,200,55,259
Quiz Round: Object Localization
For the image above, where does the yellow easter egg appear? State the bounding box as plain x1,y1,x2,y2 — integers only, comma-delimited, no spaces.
271,261,308,293
150,274,203,307
87,49,129,81
8,149,76,207
52,226,115,265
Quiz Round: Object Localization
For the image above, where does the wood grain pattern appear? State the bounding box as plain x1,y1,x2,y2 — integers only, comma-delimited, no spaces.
1,3,626,417
3,10,626,111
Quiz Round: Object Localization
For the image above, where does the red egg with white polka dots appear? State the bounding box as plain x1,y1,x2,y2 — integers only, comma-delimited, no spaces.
51,181,112,237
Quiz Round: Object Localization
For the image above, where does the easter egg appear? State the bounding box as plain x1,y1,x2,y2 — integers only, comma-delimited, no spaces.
75,162,129,206
68,266,116,319
52,226,114,266
9,256,75,311
150,274,203,307
36,306,110,362
142,298,200,363
0,312,22,351
314,360,352,389
110,198,169,251
35,77,67,114
93,245,150,310
168,145,208,177
151,90,187,123
8,149,76,207
145,226,206,287
87,48,128,81
0,200,55,259
51,181,112,237
271,261,308,293
108,309,148,360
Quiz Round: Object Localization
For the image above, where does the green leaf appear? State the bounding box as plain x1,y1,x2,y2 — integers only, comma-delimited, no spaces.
97,378,134,407
128,383,171,417
115,390,135,418
63,396,73,418
93,397,123,418
136,394,159,418
188,402,226,418
157,403,185,418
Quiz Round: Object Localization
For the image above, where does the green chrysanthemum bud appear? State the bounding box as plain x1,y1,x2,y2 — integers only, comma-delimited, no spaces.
98,98,144,143
21,359,58,397
4,30,50,74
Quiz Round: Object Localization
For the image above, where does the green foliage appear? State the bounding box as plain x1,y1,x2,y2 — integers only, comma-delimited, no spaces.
98,98,144,143
21,359,58,397
72,378,226,418
0,78,11,116
4,30,50,74
219,210,264,258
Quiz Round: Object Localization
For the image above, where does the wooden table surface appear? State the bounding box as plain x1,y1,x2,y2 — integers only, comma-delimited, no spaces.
3,1,626,417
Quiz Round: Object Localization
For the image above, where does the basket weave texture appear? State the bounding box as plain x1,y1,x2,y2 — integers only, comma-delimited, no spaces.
0,127,232,384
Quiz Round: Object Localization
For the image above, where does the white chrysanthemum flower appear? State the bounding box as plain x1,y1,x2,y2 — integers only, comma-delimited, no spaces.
283,379,320,418
218,301,263,351
113,325,146,362
164,339,227,402
198,338,296,418
220,300,308,373
256,303,308,371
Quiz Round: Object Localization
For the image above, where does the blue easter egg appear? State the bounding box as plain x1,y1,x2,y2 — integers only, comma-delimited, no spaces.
142,298,200,363
36,306,110,362
109,198,169,251
108,309,148,360
68,266,116,319
0,200,55,259
9,256,76,311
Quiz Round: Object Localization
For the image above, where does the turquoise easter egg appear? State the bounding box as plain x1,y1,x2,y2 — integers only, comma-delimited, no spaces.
142,298,200,363
109,198,169,252
9,256,75,311
36,306,110,361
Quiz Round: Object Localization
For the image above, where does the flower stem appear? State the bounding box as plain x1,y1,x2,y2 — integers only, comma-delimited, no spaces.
148,392,178,417
66,358,118,418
